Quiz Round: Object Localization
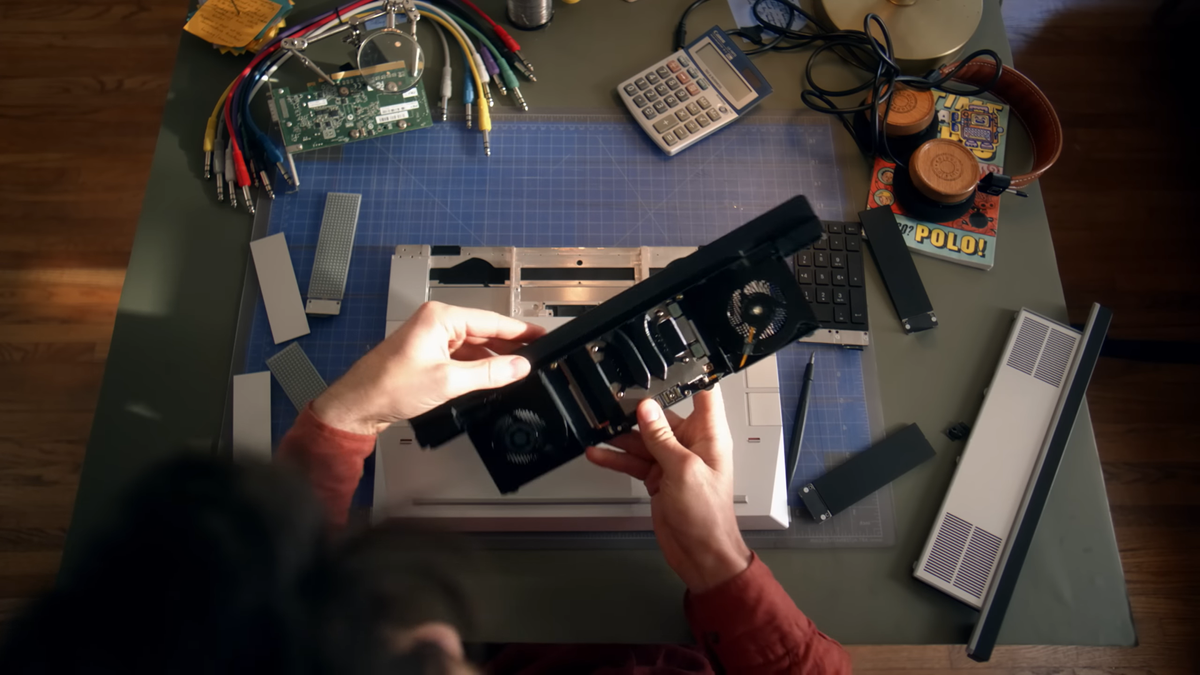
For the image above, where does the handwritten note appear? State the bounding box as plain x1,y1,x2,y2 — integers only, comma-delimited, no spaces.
184,0,284,48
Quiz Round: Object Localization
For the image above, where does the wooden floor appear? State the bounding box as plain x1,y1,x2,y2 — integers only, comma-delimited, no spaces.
0,0,1196,672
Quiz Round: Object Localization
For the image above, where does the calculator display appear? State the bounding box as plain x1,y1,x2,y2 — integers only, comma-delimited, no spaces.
694,43,752,103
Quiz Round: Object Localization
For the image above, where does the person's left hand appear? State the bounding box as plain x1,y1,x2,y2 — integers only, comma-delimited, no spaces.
311,301,546,435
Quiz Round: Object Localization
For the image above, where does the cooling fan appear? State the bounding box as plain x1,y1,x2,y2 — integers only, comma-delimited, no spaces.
710,262,808,368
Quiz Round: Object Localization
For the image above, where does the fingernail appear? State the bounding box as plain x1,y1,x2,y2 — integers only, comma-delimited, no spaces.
509,356,530,379
641,399,661,422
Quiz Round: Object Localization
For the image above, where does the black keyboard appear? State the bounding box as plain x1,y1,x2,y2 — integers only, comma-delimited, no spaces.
794,220,869,346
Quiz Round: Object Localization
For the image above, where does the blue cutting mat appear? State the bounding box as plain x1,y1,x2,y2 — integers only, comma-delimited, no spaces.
244,113,883,542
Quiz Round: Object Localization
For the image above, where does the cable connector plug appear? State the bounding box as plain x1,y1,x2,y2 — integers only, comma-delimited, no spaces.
510,87,528,112
242,186,255,214
204,151,213,181
259,170,276,199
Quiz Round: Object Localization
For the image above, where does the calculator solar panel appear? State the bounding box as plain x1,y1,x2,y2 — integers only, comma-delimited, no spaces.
795,221,869,347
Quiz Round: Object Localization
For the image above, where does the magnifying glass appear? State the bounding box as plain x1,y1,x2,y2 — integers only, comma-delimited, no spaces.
357,28,425,93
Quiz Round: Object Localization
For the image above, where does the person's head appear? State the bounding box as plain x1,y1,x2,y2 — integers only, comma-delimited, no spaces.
0,457,479,674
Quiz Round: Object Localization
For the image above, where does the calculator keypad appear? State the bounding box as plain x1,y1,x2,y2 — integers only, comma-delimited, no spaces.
619,53,734,153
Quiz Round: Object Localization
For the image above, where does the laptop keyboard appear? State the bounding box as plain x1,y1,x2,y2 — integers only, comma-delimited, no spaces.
795,221,869,346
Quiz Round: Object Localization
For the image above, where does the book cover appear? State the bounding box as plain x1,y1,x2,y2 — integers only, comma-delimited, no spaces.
865,93,1011,270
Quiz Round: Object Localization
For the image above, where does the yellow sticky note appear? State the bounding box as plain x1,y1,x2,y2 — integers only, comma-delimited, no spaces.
184,0,282,48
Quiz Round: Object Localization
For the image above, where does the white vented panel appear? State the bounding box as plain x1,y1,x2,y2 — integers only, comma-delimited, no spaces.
915,310,1082,607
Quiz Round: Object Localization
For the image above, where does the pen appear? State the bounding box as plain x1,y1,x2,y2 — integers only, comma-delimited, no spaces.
786,352,816,494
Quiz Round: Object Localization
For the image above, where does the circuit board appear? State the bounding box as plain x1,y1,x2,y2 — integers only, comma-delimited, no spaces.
269,74,434,153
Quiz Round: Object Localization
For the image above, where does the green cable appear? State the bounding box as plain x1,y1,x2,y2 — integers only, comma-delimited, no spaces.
450,16,521,94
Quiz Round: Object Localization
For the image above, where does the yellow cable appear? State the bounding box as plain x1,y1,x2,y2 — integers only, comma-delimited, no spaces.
204,80,237,152
421,11,491,153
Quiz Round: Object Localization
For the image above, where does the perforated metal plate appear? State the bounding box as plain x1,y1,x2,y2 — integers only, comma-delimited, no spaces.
266,342,328,410
307,192,362,315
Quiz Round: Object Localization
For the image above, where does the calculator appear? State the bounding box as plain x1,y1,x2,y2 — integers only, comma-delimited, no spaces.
617,27,772,156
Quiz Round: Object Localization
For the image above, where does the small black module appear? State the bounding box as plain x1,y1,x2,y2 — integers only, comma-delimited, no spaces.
858,206,937,333
799,423,935,520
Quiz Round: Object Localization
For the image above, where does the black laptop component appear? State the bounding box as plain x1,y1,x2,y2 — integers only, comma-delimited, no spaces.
411,196,825,493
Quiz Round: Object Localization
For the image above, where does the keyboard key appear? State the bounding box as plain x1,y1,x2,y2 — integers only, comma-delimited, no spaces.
844,222,861,235
665,96,679,107
675,128,689,140
663,133,677,146
686,84,700,96
832,289,848,305
814,251,829,267
676,110,689,121
646,90,659,102
813,303,833,323
831,252,845,268
624,84,638,96
707,109,721,121
667,60,682,73
687,67,700,78
816,288,831,304
814,269,830,285
646,73,661,85
676,90,690,102
685,120,699,133
850,289,867,324
834,306,849,324
642,106,657,120
655,84,669,96
678,56,691,67
633,94,647,107
653,116,679,133
827,222,844,234
654,101,668,113
697,97,712,109
832,271,847,286
846,236,861,252
829,235,845,250
667,78,681,90
636,78,649,90
697,79,710,90
797,268,813,284
696,115,711,128
796,251,812,267
686,103,701,115
678,73,692,85
801,286,815,304
847,252,864,286
656,66,670,78
812,236,827,250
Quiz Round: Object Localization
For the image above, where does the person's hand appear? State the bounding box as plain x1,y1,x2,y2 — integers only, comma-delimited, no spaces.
311,302,545,436
586,385,751,593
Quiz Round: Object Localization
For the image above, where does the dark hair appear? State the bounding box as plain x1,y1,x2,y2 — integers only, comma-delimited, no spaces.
0,457,472,674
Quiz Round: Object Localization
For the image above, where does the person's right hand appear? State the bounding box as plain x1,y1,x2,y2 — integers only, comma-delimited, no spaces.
585,385,751,593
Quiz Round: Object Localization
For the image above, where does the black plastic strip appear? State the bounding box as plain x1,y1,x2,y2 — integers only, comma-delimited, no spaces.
858,206,937,333
431,245,462,255
545,304,596,317
967,305,1113,662
806,423,935,517
520,267,635,281
430,259,511,285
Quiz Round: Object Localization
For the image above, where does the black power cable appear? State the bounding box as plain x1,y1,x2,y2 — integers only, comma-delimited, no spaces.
676,0,1004,164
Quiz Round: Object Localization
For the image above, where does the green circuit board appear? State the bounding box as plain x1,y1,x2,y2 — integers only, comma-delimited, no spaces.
269,74,434,153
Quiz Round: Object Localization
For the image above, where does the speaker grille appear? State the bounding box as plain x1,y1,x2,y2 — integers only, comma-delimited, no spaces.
923,513,972,585
1034,328,1078,388
952,525,1004,599
1006,318,1048,376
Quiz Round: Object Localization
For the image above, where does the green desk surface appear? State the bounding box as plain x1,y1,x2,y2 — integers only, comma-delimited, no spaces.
65,0,1135,647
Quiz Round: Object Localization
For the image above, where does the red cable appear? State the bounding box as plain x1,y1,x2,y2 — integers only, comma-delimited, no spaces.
454,0,523,55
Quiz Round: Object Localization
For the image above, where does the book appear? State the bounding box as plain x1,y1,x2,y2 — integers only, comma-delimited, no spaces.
865,93,1011,270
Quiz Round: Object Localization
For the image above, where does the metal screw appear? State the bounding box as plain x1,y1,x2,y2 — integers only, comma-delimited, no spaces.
616,391,625,399
904,321,911,330
820,514,828,521
931,315,938,323
802,487,809,493
590,345,600,353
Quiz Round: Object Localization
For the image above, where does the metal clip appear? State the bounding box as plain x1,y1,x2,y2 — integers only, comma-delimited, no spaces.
281,38,337,87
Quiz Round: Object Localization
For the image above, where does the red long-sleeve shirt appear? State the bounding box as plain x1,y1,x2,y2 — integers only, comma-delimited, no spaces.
277,406,851,674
